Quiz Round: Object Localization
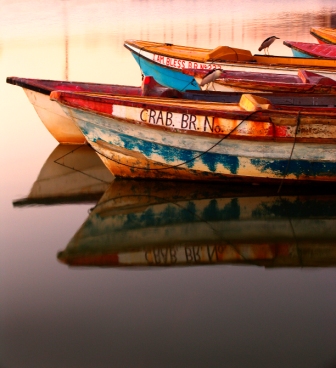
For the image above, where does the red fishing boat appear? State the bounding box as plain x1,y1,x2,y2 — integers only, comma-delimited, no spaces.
182,68,336,93
283,41,336,59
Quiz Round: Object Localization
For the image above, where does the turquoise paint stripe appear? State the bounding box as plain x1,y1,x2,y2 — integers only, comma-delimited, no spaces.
130,51,201,91
291,49,313,58
66,106,336,180
70,107,336,162
251,157,335,178
85,122,336,179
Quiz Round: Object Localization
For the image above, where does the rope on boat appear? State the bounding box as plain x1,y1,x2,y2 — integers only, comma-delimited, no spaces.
89,110,260,172
277,111,301,194
53,144,111,184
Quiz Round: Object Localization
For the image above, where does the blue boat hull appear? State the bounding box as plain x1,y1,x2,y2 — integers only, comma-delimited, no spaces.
291,49,314,58
130,51,201,91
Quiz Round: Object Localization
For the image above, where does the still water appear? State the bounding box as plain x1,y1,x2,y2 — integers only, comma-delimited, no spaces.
1,1,336,367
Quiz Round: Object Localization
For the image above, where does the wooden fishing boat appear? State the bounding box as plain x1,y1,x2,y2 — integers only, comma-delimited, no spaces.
51,90,336,183
182,68,336,93
6,77,163,144
13,144,113,206
124,39,336,91
8,76,336,144
310,27,336,45
58,180,336,268
283,41,336,59
181,89,336,107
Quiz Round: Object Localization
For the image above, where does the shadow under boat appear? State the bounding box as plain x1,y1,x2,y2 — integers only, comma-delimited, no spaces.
13,144,114,207
58,179,336,269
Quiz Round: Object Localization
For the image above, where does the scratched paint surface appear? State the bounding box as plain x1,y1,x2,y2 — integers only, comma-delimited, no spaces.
53,91,336,141
112,102,336,140
60,104,336,181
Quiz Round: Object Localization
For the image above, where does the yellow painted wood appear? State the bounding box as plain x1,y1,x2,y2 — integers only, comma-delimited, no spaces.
310,27,336,44
127,39,336,68
239,94,272,111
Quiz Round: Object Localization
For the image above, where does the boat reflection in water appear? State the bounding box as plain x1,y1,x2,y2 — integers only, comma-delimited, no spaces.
13,144,114,207
58,180,336,268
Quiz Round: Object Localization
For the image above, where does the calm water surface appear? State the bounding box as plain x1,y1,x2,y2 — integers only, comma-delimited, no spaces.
1,1,336,367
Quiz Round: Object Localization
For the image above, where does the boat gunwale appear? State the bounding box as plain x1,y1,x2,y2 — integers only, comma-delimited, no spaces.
6,77,143,97
7,77,53,96
125,40,336,70
9,76,336,115
52,90,336,120
186,68,336,93
212,78,336,93
55,97,336,144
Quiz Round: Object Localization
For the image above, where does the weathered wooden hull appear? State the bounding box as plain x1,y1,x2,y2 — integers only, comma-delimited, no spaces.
7,77,336,145
23,88,86,144
124,39,336,91
310,27,336,45
51,91,336,183
13,144,114,206
182,68,336,94
7,77,147,144
283,41,336,59
58,180,336,268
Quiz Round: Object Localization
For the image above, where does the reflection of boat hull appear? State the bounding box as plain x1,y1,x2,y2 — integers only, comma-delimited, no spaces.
59,244,336,268
13,144,114,206
58,180,336,268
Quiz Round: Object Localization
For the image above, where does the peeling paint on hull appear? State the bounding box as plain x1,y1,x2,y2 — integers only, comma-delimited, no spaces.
58,105,336,183
8,76,336,146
